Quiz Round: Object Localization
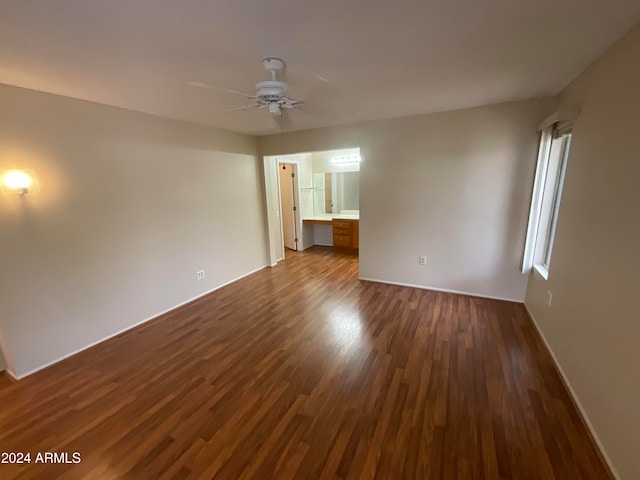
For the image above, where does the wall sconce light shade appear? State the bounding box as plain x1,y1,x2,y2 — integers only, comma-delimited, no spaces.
2,169,34,195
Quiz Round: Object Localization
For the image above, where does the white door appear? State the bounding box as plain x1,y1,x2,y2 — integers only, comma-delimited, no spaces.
279,163,297,250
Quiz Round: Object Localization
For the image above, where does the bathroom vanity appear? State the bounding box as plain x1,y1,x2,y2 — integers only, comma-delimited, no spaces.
300,154,360,253
332,219,359,251
302,216,359,252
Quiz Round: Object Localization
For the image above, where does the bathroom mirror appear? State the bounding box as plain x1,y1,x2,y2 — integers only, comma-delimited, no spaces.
312,172,359,216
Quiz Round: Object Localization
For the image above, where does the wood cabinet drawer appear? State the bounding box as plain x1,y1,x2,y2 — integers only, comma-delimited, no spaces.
333,235,352,247
333,221,352,230
334,227,351,236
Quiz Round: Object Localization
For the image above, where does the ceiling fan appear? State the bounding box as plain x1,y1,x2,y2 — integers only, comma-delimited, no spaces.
189,58,303,117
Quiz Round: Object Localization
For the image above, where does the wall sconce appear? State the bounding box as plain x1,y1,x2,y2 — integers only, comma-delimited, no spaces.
1,169,35,195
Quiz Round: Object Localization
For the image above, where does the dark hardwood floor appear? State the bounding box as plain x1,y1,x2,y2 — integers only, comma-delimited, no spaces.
0,246,611,479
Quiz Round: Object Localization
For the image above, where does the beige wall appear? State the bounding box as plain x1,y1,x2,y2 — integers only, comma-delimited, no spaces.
260,97,557,301
525,24,640,480
0,346,5,371
0,84,269,378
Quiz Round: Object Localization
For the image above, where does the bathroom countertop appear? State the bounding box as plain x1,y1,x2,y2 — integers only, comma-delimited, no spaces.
303,215,359,224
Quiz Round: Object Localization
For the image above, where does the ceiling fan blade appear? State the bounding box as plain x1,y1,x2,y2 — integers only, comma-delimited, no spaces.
284,65,336,89
280,96,303,108
217,105,250,113
188,81,253,98
218,103,265,113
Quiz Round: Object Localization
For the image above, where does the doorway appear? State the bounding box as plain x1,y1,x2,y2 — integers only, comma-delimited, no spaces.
262,148,360,267
278,162,299,251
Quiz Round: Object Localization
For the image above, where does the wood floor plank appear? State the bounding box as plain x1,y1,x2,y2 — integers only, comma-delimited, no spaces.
0,246,613,479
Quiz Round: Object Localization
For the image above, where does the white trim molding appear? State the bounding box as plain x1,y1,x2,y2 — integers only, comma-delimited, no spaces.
358,277,523,303
537,108,579,131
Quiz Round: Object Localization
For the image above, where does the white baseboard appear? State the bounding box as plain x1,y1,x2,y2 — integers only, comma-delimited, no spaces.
358,277,522,303
11,264,269,380
523,303,620,480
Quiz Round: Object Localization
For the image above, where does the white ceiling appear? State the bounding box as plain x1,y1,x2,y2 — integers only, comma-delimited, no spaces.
1,1,638,135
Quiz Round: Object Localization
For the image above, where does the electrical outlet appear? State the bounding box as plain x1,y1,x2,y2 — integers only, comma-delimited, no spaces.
418,256,427,265
546,290,552,306
196,270,205,280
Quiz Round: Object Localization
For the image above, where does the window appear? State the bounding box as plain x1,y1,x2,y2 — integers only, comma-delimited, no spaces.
522,119,573,279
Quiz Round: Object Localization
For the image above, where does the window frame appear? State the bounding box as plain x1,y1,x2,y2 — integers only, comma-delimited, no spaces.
541,134,571,269
522,122,573,279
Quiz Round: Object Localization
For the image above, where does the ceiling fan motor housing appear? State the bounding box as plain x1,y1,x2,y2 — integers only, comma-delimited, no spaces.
255,79,288,97
256,58,289,113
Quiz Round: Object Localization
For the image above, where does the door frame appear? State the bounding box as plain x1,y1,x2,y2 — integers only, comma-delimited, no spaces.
277,161,301,253
263,155,304,265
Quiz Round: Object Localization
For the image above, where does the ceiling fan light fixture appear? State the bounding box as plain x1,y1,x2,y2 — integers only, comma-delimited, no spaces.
268,102,282,115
